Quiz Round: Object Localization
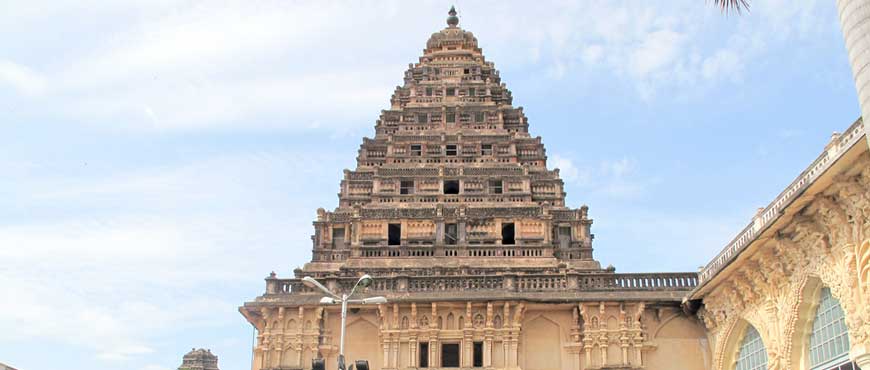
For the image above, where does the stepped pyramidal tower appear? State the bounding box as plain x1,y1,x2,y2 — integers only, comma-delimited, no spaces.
242,8,706,370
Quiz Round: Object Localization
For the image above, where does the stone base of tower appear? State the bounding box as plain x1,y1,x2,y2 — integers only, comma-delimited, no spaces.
242,300,709,370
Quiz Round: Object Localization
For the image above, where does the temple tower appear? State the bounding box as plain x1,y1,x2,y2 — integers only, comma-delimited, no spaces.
178,348,220,370
241,9,704,370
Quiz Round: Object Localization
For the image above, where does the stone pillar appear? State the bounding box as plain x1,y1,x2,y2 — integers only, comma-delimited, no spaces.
431,339,439,367
583,346,592,369
463,332,473,367
599,343,607,367
484,335,493,368
621,343,628,366
431,303,439,367
509,336,519,368
409,336,418,367
503,339,510,369
836,0,870,139
382,340,391,369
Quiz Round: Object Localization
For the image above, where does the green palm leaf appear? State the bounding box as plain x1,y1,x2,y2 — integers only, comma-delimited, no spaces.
713,0,750,14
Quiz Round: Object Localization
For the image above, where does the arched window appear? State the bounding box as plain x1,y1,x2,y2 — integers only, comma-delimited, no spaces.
735,325,768,370
809,288,853,370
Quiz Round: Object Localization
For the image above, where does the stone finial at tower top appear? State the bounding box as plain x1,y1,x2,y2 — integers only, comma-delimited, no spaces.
447,6,459,27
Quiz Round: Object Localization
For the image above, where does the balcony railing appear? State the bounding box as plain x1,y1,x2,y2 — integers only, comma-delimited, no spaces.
353,245,553,259
264,272,699,296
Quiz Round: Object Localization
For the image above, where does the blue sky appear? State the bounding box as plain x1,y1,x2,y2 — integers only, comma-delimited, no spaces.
0,1,861,369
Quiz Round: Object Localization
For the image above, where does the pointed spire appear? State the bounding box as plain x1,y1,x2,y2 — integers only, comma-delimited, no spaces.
447,6,459,27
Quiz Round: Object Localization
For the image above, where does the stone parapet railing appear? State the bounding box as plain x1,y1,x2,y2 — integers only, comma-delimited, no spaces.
697,118,866,286
354,245,553,258
263,272,699,297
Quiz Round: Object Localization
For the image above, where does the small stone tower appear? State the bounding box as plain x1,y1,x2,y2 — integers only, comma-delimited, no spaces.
178,348,219,370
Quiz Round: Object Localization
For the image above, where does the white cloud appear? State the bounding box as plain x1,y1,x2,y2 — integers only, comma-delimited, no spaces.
0,149,339,364
702,49,744,82
0,60,46,96
0,0,842,131
97,345,155,362
581,44,604,65
629,29,686,78
140,365,171,370
550,154,591,186
551,154,656,199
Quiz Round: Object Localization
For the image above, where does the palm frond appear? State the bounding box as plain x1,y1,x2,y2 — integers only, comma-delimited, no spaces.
713,0,750,14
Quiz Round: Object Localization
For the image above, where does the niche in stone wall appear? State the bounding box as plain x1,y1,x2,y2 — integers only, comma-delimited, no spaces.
522,315,561,370
606,316,620,365
344,318,380,369
492,340,505,368
281,347,300,368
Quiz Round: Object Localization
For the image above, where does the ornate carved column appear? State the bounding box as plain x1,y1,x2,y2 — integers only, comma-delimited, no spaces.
410,303,419,367
503,302,511,368
485,302,494,368
632,303,645,367
578,304,592,369
462,302,473,367
392,304,400,368
297,307,305,366
431,302,439,368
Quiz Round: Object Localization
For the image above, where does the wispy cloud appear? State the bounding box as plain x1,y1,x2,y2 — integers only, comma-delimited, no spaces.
0,60,46,96
551,154,659,199
0,0,839,131
0,149,340,366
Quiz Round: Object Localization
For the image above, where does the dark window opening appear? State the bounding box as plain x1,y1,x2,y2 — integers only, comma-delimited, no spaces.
400,180,414,195
444,180,460,195
446,88,456,96
473,342,483,367
332,227,345,248
475,112,485,122
490,180,503,194
446,112,455,123
502,223,515,245
481,144,493,156
425,87,433,96
441,343,460,368
445,223,458,245
418,113,428,123
419,342,429,368
468,88,476,96
558,226,572,248
410,144,422,156
388,224,401,245
464,68,470,74
446,145,457,156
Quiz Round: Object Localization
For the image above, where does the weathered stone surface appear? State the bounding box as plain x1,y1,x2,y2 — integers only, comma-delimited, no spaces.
178,348,219,370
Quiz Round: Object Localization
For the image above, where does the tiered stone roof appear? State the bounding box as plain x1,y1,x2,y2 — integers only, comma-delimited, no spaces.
305,8,600,276
242,9,698,311
178,348,219,370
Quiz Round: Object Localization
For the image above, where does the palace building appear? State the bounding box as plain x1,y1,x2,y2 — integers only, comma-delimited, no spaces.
241,8,870,370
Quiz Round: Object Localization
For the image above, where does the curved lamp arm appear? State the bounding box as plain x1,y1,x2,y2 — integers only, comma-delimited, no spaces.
302,276,340,298
348,274,374,298
347,296,388,305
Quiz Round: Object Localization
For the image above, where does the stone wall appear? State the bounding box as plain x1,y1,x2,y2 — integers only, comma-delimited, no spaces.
249,301,708,370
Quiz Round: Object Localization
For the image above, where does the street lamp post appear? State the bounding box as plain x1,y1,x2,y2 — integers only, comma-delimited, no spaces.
303,274,387,370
